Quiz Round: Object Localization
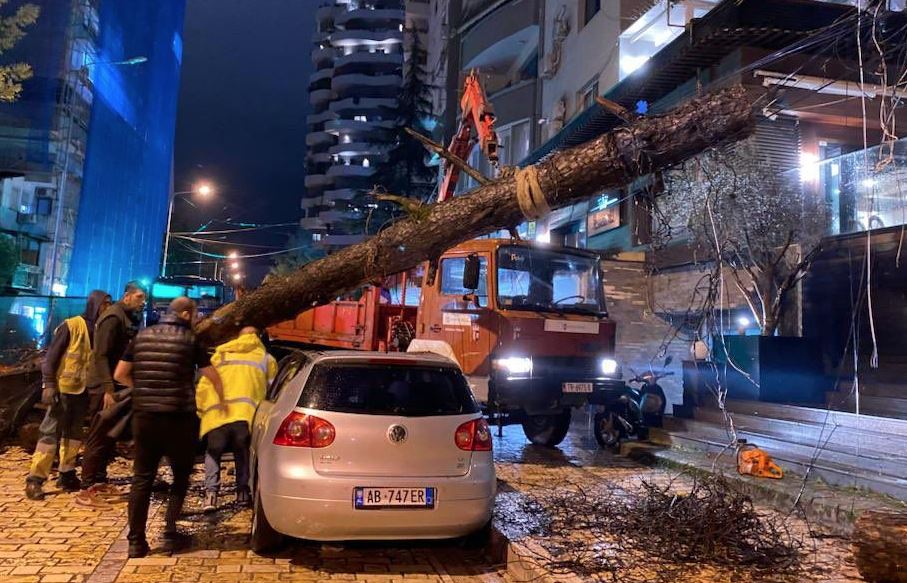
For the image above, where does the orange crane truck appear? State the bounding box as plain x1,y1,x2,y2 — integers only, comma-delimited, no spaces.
267,238,625,447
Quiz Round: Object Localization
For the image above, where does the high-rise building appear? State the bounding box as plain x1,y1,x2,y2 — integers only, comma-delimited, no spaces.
303,0,407,249
67,0,186,296
0,0,102,294
0,0,186,297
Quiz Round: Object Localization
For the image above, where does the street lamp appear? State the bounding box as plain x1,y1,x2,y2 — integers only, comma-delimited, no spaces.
161,182,215,276
47,55,147,295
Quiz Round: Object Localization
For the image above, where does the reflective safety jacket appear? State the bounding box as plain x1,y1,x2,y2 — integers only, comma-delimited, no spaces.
57,316,91,395
196,332,277,437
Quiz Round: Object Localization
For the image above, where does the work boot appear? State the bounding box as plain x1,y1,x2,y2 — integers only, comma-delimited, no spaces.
56,471,80,492
88,482,121,496
74,489,110,509
25,480,44,501
203,492,217,514
128,540,149,559
235,488,251,508
161,531,192,554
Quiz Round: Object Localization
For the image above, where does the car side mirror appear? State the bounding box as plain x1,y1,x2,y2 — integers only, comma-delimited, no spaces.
462,254,480,291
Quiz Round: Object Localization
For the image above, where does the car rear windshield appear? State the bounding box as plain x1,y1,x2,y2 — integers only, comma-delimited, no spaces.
298,363,478,417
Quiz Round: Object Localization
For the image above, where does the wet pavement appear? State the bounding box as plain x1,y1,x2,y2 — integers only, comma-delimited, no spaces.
491,411,866,583
0,411,869,582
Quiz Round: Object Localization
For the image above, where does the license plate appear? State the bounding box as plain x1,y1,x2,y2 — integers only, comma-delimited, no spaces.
354,487,435,509
563,382,593,393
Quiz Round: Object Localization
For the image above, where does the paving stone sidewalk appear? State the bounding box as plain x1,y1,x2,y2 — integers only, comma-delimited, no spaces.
0,413,883,583
0,446,506,583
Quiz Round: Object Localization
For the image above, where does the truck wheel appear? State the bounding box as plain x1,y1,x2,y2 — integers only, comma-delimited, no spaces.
250,480,283,554
593,412,621,450
521,409,571,447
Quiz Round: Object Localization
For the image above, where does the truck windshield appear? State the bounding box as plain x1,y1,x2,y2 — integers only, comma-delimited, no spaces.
496,246,604,315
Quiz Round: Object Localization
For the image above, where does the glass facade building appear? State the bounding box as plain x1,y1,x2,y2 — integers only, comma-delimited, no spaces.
67,0,186,296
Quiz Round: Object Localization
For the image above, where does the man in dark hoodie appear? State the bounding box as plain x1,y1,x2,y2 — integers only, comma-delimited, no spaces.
75,281,146,507
25,290,112,500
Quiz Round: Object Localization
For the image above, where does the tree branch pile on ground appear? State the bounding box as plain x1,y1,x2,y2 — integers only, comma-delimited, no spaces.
198,86,755,344
513,474,803,583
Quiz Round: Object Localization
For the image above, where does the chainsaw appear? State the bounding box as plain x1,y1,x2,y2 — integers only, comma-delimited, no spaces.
736,440,783,479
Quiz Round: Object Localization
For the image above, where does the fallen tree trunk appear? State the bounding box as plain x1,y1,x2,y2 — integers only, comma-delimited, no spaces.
198,86,754,344
853,510,907,583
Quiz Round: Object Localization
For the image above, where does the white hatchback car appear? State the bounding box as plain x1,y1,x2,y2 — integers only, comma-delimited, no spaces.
249,350,496,551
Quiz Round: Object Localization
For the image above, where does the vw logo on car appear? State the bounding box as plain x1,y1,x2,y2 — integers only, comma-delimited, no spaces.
387,424,407,444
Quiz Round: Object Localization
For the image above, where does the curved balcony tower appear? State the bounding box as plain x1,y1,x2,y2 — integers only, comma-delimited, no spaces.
303,0,406,248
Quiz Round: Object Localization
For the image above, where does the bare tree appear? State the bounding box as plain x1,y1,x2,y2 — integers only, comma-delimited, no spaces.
663,140,824,336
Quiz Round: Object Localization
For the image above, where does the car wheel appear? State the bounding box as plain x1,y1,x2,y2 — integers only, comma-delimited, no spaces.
460,518,493,549
250,480,283,554
593,412,621,450
521,409,571,447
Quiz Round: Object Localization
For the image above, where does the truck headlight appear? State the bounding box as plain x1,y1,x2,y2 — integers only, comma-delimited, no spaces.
600,358,619,376
495,357,533,376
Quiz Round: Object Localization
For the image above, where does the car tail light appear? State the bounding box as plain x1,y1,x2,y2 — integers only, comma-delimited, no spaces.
273,412,335,448
455,419,493,452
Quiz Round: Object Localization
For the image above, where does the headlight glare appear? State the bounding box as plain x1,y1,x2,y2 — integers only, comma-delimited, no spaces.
496,357,533,375
600,358,619,376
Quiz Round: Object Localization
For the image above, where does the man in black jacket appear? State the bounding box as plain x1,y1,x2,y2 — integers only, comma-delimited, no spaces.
114,296,225,558
75,281,146,507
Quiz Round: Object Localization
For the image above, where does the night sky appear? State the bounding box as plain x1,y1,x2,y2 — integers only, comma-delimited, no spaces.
172,0,314,283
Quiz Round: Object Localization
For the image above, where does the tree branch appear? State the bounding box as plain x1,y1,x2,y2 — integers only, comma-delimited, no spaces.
197,86,755,344
404,127,490,186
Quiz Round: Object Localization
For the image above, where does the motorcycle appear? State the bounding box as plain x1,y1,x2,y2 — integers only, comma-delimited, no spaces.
592,357,673,449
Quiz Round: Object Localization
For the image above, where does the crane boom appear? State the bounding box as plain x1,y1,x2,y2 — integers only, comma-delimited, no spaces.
438,70,499,202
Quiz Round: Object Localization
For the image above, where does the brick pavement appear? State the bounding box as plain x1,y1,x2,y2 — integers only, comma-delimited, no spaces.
0,445,506,583
0,416,873,583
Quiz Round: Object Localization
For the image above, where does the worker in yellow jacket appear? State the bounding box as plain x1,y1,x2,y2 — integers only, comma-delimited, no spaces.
196,326,276,511
26,290,112,500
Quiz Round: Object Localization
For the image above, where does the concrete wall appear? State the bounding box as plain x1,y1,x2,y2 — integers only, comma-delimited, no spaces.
490,80,536,127
603,259,688,413
539,0,651,140
460,0,540,66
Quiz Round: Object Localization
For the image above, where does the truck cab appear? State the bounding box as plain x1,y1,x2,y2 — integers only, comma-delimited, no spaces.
267,238,624,447
414,239,624,446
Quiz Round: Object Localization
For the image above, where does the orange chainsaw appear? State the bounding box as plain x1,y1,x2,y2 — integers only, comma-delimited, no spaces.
736,440,783,479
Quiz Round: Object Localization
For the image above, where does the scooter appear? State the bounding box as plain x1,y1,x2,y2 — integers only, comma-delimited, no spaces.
632,369,672,429
592,357,673,449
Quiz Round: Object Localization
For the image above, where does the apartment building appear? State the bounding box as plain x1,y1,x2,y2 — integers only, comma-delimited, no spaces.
304,0,436,249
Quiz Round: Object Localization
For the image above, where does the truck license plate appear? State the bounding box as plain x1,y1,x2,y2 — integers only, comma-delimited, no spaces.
354,487,435,509
563,382,593,393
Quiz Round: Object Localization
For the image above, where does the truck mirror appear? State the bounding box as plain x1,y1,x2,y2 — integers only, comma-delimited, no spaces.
462,254,480,290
